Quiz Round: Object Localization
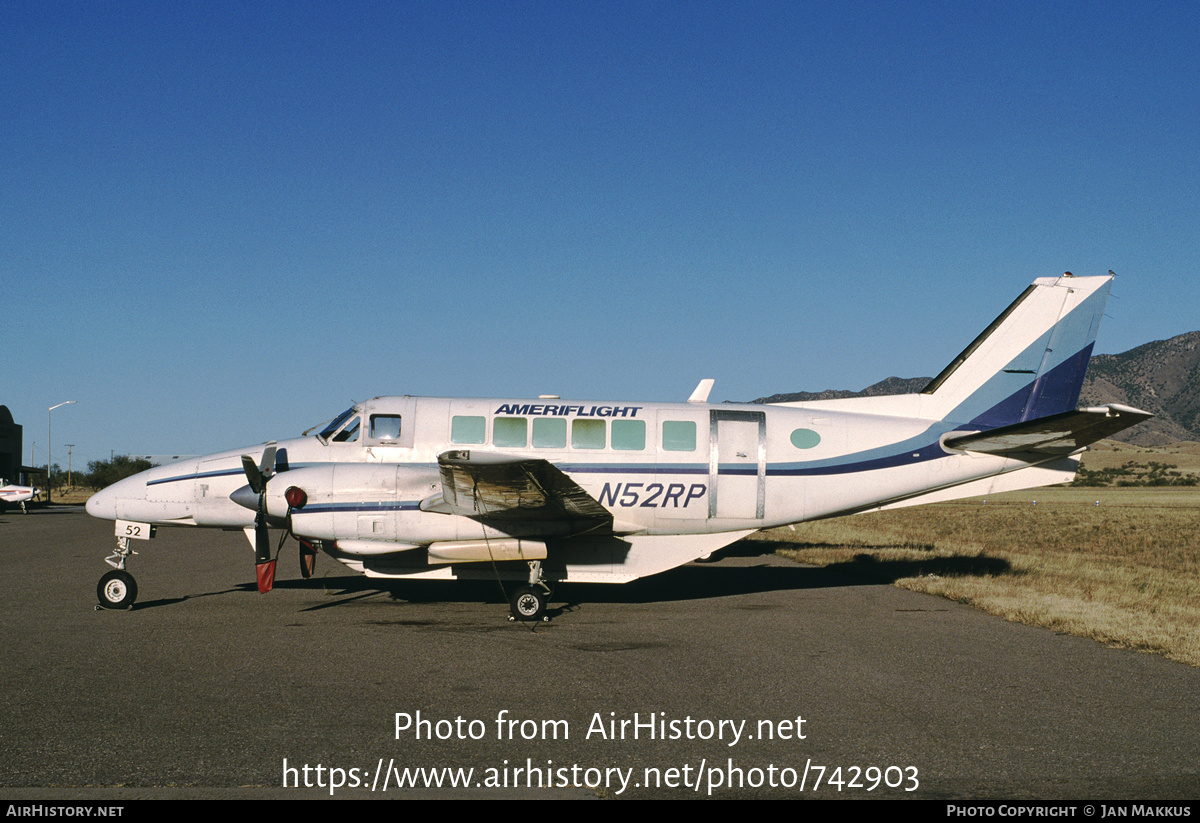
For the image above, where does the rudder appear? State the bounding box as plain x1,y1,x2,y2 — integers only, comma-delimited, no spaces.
921,274,1113,430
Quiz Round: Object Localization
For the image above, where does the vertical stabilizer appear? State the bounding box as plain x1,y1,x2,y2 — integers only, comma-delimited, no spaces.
922,274,1112,429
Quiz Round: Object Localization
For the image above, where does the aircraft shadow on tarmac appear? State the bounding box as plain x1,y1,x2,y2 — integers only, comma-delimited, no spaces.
0,503,83,520
111,533,1011,617
155,535,1010,617
736,538,1013,585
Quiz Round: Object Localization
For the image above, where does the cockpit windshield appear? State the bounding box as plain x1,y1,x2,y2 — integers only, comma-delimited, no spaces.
317,407,361,444
332,417,360,442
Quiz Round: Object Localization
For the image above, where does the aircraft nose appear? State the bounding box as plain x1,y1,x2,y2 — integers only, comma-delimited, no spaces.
85,471,151,521
85,483,118,519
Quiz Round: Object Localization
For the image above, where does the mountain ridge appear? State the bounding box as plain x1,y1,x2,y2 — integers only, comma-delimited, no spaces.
754,331,1200,446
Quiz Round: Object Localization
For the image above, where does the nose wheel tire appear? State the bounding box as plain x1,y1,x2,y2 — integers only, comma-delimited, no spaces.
97,570,138,609
510,585,547,622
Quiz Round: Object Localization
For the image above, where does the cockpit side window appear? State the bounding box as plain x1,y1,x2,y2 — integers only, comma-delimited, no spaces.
370,414,402,441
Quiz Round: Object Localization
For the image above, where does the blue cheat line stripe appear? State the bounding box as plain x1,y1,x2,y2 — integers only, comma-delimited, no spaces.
146,467,244,486
145,461,331,487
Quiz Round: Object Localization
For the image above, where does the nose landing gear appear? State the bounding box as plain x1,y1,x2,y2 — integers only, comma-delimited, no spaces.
96,533,140,610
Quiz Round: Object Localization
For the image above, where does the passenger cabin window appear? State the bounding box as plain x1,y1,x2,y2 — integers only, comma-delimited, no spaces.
662,420,696,451
493,417,527,447
451,415,486,445
533,418,566,448
572,419,605,449
611,419,645,450
790,428,821,449
370,414,402,442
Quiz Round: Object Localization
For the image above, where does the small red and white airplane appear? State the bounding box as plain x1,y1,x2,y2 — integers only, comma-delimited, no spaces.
0,480,40,514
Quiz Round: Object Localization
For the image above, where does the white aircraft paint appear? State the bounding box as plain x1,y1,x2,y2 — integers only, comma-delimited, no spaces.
86,273,1150,618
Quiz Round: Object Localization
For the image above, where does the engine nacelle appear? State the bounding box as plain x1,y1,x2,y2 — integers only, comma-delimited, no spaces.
426,539,547,565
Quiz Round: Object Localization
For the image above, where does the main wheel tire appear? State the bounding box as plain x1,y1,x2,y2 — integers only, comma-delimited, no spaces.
510,585,547,622
97,570,138,609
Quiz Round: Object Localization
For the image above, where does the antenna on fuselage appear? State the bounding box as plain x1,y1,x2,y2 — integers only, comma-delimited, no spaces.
688,379,715,403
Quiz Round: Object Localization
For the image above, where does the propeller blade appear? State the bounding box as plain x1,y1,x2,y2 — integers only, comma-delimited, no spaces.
243,522,276,594
241,443,278,493
254,510,273,592
254,521,271,563
243,442,281,593
255,560,276,593
259,443,278,478
299,539,317,578
241,455,264,494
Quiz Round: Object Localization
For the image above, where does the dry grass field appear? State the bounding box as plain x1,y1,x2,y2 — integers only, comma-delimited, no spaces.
756,474,1200,667
1082,438,1200,473
46,487,93,505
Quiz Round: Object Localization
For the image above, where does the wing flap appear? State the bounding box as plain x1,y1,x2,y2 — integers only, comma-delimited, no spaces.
944,404,1153,457
436,450,611,524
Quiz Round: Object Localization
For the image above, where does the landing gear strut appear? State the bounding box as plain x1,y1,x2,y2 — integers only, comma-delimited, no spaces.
96,535,139,610
508,560,552,623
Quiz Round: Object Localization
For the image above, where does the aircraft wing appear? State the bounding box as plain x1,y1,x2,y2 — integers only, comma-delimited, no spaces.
430,450,612,526
943,404,1153,457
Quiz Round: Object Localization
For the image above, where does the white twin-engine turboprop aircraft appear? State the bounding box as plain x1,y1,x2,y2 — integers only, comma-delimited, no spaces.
87,273,1149,620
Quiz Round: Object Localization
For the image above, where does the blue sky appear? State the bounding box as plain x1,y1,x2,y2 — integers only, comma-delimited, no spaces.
4,1,1198,469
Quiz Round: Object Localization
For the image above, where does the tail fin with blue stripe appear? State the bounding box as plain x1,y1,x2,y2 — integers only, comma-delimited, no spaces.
922,274,1112,430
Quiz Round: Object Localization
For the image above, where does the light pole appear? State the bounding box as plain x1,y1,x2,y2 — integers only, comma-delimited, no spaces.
47,401,76,503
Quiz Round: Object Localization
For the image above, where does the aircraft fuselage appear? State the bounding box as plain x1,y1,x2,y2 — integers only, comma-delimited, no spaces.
83,274,1150,610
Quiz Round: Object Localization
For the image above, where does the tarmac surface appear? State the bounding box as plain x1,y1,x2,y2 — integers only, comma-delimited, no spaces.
2,505,1199,799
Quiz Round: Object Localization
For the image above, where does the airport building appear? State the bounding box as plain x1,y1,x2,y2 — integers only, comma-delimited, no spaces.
0,405,23,482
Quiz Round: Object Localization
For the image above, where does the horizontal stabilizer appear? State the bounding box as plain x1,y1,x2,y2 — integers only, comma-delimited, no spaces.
436,450,611,525
943,404,1153,457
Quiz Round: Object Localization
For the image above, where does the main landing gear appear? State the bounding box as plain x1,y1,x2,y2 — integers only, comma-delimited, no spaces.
96,535,138,610
508,560,552,623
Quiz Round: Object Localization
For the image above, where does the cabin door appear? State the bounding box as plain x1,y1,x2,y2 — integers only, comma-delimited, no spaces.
709,409,765,520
